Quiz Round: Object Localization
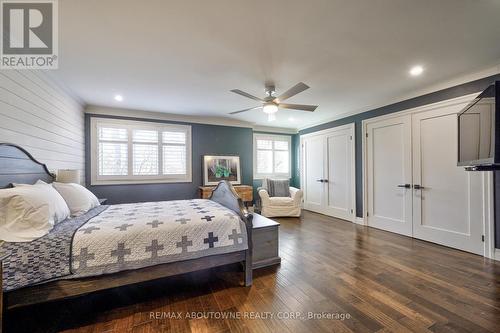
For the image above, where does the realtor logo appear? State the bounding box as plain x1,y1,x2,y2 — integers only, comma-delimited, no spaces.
1,0,58,69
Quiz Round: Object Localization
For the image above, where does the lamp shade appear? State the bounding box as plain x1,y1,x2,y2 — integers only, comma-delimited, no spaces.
57,169,80,184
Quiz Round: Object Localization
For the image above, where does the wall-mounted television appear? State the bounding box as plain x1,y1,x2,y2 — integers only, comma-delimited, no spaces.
458,81,500,170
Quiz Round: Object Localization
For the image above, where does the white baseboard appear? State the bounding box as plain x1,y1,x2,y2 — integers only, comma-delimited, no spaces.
494,249,500,262
355,217,365,225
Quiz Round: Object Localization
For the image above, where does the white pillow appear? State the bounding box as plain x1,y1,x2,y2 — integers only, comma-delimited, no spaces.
0,187,53,242
52,182,100,216
14,180,71,223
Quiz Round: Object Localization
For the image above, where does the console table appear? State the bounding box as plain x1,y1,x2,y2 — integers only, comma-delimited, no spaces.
199,185,253,206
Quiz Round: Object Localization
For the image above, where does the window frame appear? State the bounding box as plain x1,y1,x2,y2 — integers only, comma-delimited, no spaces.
253,133,292,179
90,117,192,185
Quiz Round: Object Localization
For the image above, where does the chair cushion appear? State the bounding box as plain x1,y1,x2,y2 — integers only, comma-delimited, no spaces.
269,196,294,206
267,179,290,197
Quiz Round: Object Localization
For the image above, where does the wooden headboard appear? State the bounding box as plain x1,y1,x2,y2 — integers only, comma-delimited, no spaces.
0,143,55,188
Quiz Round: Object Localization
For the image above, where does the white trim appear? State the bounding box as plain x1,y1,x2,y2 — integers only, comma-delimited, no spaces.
253,133,292,180
90,117,192,185
361,92,495,257
300,123,356,223
86,105,298,134
482,171,496,260
494,249,500,261
300,123,354,139
299,62,500,131
355,217,365,225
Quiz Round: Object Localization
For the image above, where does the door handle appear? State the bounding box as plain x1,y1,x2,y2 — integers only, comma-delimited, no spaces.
397,184,411,188
413,184,425,190
316,179,324,183
323,179,329,183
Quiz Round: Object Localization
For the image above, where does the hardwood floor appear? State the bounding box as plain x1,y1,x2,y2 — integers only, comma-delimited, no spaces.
6,211,500,333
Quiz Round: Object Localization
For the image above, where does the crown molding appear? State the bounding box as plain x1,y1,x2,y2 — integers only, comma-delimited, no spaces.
39,70,87,107
298,62,500,131
85,105,299,134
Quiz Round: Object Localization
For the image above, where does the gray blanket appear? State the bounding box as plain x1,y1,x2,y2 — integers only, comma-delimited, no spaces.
1,206,109,291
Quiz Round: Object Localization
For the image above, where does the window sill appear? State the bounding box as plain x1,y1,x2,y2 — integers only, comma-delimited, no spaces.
254,175,291,180
90,178,192,186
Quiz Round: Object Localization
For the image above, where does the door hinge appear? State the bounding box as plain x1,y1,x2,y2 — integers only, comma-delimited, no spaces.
365,133,368,138
350,209,353,214
350,135,353,140
482,235,485,242
366,212,369,217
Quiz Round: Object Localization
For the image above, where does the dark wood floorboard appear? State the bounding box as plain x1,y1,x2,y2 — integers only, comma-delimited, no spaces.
5,211,500,333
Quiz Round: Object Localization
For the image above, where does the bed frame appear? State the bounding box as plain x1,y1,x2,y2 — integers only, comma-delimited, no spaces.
0,143,253,322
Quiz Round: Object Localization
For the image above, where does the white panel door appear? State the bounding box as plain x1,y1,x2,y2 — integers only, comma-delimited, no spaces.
366,116,413,236
303,135,326,212
324,127,355,221
412,107,484,255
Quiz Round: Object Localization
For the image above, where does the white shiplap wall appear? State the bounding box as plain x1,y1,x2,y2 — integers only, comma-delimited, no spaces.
0,70,85,182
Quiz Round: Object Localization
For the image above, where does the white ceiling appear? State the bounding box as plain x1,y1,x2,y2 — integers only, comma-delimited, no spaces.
54,0,500,130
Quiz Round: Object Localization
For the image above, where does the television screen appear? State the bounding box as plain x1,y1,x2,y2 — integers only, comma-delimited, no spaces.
458,84,496,166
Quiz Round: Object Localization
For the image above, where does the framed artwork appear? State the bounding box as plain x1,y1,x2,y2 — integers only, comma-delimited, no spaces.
203,155,241,186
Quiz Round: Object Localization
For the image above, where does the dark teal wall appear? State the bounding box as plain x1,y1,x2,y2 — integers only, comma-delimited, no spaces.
85,114,297,204
298,74,500,218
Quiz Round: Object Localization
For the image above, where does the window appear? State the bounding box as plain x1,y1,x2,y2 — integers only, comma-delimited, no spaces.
253,134,291,179
91,118,191,185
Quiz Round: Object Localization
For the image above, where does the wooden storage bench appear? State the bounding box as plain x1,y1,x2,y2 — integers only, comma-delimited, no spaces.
251,213,281,269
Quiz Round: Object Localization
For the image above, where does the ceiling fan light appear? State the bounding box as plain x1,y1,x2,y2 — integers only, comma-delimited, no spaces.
268,113,276,121
263,103,278,114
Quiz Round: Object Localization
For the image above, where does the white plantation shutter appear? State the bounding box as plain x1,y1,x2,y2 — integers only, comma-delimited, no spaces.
163,145,186,174
98,127,128,176
257,150,273,174
99,127,127,141
92,119,191,184
163,131,187,175
133,144,158,175
98,142,128,175
254,134,291,178
133,130,159,175
133,129,158,143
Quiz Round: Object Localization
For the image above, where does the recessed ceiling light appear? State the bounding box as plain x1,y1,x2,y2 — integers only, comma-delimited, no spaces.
409,65,424,76
114,94,123,102
288,117,295,122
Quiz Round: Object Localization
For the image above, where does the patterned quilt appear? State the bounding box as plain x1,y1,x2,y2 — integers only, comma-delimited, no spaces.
71,199,248,277
1,199,247,291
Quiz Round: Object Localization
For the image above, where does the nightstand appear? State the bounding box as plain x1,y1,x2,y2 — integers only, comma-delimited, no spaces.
99,198,108,205
199,185,253,207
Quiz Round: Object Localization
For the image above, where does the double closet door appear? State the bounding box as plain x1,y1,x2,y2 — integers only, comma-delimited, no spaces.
365,105,487,255
302,124,355,222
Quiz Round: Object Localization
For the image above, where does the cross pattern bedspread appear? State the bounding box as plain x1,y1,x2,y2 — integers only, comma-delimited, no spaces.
71,199,247,277
1,199,247,291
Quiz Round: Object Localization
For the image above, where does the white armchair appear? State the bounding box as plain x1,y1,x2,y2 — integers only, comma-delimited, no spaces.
258,179,303,217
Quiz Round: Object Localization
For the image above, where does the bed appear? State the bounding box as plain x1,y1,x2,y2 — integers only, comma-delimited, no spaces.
0,143,253,321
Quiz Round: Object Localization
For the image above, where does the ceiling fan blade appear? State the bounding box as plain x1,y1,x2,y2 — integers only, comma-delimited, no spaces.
229,106,261,115
276,82,310,101
279,103,318,112
230,89,265,102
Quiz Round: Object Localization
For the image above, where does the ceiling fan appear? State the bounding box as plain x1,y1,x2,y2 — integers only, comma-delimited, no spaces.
229,82,318,121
